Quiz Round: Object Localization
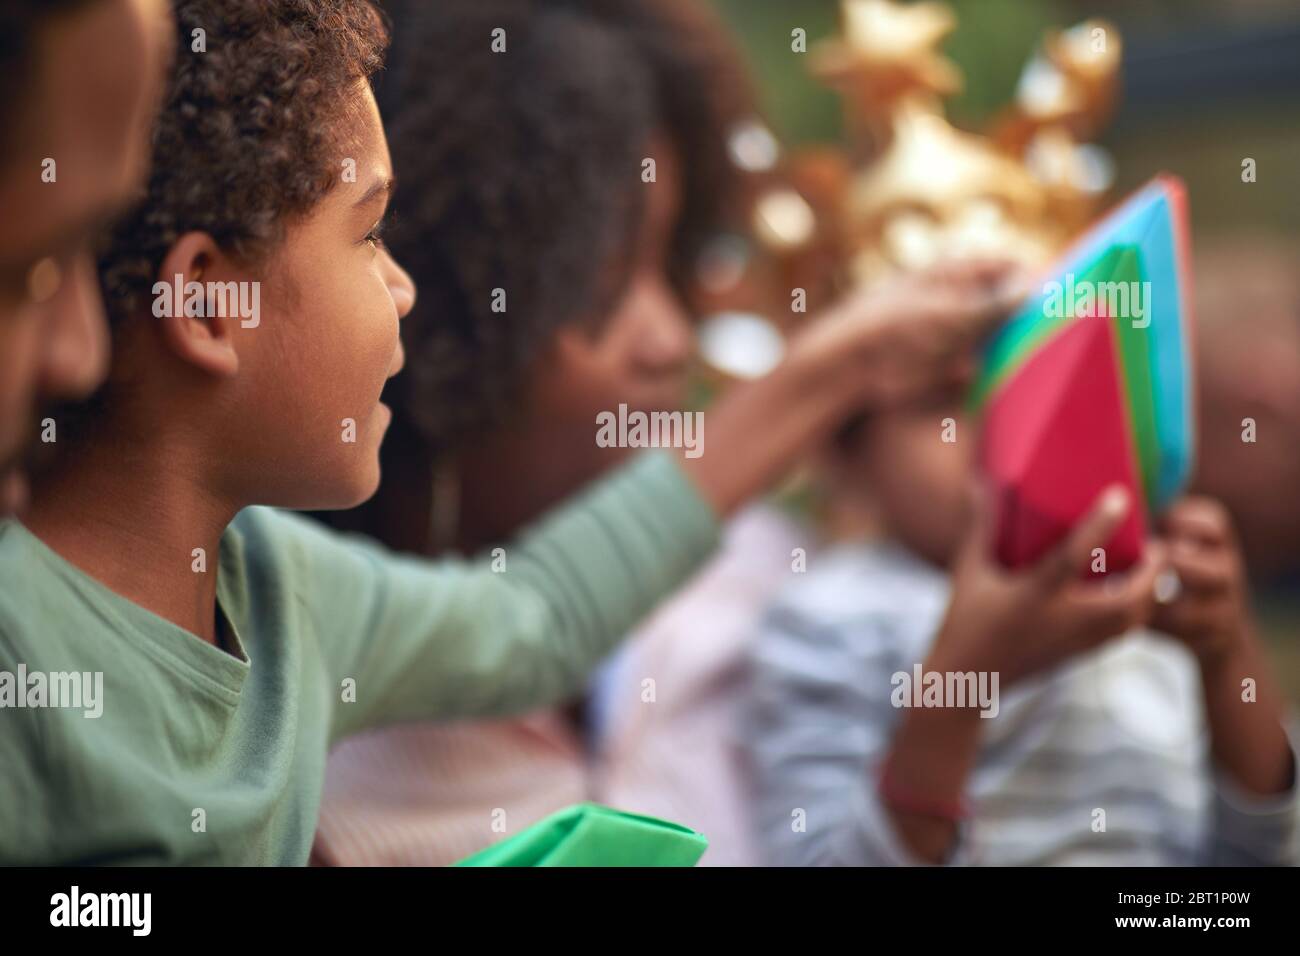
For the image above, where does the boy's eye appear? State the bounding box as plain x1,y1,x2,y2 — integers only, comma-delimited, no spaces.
363,217,388,249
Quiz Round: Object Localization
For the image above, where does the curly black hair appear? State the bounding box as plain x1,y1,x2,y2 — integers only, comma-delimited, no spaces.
377,0,753,455
98,0,389,325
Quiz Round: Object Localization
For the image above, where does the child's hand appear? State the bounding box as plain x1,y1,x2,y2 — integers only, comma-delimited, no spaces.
929,484,1166,686
882,483,1162,863
787,259,1030,410
1150,497,1295,801
1149,496,1252,666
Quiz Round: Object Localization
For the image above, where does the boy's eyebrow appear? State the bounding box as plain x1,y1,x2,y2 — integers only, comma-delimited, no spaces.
354,177,394,208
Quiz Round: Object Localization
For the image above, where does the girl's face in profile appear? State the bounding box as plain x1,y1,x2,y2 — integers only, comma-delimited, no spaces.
231,83,416,510
535,141,694,450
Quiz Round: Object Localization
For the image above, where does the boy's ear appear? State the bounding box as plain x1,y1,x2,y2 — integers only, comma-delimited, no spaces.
153,232,240,378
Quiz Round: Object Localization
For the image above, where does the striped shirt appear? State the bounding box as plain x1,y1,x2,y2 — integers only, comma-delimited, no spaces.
743,541,1300,866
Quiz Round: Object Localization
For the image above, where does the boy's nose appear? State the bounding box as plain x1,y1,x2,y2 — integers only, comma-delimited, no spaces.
381,249,416,320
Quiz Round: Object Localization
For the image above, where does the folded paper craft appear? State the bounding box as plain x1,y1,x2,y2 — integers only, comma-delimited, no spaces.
452,803,709,867
970,175,1195,571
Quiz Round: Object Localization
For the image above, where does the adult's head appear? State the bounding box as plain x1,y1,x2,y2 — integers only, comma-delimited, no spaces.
352,0,752,551
0,0,172,510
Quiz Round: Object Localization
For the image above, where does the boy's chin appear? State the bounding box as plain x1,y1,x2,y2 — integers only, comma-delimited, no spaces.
275,459,382,513
323,465,382,511
290,410,390,511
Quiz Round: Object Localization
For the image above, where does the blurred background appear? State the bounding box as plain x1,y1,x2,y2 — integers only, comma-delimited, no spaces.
706,0,1300,698
711,0,1300,228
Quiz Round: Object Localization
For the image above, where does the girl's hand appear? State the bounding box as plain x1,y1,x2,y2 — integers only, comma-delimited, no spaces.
786,259,1030,411
930,483,1166,686
679,259,1028,517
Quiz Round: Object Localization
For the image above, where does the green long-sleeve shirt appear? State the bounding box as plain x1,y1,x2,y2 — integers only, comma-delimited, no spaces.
0,451,719,864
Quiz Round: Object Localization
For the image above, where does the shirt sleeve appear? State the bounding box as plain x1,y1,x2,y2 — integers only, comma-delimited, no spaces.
742,600,958,867
1205,718,1300,866
251,450,720,741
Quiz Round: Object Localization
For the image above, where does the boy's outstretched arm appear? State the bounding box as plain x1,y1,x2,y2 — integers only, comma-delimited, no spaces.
254,449,719,741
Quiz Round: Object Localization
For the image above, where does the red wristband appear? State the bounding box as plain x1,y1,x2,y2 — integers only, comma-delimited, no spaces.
877,757,972,822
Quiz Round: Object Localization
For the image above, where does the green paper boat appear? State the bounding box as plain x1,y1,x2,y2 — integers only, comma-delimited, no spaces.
453,803,709,867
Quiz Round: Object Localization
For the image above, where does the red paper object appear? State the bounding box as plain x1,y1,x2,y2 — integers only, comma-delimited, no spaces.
981,313,1146,573
972,176,1196,518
